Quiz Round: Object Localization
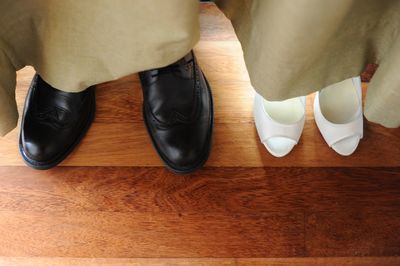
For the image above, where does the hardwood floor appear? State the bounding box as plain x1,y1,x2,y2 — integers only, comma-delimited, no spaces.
0,3,398,266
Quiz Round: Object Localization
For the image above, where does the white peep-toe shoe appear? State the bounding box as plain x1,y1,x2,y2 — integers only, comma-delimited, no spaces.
313,76,363,156
254,93,306,157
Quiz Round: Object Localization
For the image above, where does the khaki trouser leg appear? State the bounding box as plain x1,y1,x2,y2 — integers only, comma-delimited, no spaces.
216,0,400,128
0,0,200,135
0,49,18,136
365,36,400,128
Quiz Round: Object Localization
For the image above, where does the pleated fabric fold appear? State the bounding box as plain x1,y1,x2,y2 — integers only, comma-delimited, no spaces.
216,0,400,128
0,0,200,135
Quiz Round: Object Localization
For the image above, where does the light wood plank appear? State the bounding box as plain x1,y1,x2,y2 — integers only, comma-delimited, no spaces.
1,119,399,167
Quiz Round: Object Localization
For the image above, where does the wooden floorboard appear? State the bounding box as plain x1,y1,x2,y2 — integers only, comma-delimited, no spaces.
0,166,398,258
0,3,399,264
305,210,400,257
0,210,304,257
0,257,398,266
0,257,399,266
1,43,398,167
0,167,399,214
237,257,400,266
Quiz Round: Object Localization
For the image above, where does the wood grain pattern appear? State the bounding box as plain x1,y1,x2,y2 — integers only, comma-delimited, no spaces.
0,166,398,258
305,211,400,257
237,257,400,266
0,167,398,214
0,3,399,264
0,211,304,257
0,257,398,266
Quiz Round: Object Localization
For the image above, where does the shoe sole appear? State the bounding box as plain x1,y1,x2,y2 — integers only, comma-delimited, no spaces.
19,90,96,170
141,72,214,175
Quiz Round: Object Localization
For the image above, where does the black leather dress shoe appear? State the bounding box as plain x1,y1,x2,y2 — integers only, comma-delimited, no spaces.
19,75,95,170
139,51,213,174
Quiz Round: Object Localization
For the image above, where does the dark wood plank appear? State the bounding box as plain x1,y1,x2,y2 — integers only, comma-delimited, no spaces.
0,167,399,214
0,210,304,257
0,166,398,257
306,210,400,257
0,257,235,266
0,257,399,266
237,257,400,266
361,64,378,82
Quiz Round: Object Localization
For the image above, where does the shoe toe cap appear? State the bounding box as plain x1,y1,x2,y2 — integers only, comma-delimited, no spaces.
22,140,59,163
162,142,208,172
331,135,360,156
264,137,297,157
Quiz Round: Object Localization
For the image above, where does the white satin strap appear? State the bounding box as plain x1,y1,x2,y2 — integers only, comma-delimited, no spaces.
254,94,305,144
313,77,363,147
315,111,363,147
